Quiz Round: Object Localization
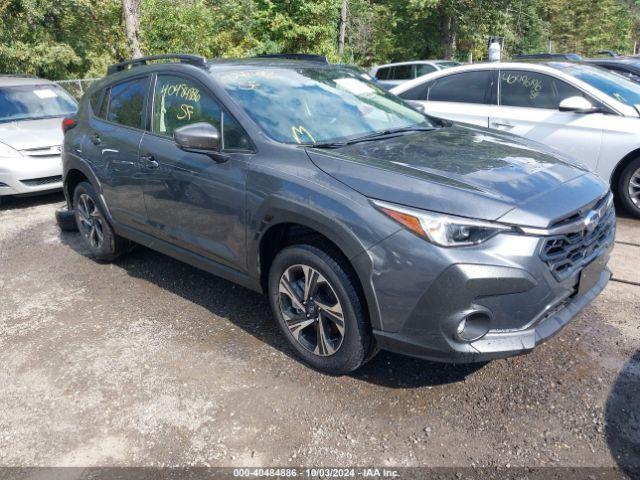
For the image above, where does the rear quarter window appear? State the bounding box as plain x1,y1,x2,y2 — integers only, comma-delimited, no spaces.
376,67,391,80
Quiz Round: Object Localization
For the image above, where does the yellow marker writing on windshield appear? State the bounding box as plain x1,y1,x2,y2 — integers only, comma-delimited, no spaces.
292,126,316,144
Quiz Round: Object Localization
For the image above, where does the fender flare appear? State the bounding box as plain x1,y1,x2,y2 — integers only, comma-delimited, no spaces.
248,197,383,330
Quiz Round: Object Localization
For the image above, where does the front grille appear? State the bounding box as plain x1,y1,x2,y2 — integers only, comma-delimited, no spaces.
20,175,62,187
540,197,616,281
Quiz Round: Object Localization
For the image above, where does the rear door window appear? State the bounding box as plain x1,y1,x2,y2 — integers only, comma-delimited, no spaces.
392,65,413,80
106,77,148,128
428,71,493,104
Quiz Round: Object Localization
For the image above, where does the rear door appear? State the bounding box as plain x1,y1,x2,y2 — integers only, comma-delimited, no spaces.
491,69,605,169
399,70,497,127
139,73,254,270
86,76,150,229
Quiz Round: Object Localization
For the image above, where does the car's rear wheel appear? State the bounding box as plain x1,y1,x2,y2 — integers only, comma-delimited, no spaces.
618,158,640,219
73,181,129,261
268,243,375,374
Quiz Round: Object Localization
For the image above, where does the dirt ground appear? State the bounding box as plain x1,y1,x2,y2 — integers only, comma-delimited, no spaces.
0,193,638,474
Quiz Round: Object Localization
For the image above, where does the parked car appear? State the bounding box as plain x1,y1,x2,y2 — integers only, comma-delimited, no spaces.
392,62,640,218
586,57,640,84
60,54,613,374
513,53,583,61
0,75,77,204
370,60,460,89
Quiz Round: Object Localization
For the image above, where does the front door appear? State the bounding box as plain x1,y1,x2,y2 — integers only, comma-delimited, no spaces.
490,70,605,170
139,74,253,271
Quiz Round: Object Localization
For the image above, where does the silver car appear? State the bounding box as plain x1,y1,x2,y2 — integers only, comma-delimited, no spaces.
369,60,461,89
0,75,77,203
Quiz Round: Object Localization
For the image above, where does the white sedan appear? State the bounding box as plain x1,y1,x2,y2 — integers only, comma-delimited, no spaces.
391,62,640,218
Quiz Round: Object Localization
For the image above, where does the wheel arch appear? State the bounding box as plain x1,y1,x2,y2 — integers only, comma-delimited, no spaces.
64,168,89,205
610,148,640,197
62,154,111,219
252,207,383,331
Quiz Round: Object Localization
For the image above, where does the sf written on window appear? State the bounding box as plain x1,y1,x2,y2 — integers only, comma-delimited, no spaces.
152,75,250,150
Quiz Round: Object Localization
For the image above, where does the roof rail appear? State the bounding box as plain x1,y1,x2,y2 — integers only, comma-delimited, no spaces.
107,54,207,75
254,54,329,64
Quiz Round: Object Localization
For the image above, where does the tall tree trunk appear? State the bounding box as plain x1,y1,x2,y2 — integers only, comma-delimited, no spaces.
441,14,456,59
122,0,142,59
338,0,349,57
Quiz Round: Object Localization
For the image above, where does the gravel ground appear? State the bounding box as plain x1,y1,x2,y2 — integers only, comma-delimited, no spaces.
0,193,638,475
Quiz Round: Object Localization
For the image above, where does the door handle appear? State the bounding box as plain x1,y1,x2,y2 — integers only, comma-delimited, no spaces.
90,133,101,145
141,154,159,169
492,121,514,129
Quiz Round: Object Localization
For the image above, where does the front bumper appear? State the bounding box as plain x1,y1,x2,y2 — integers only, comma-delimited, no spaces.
357,225,613,364
373,267,610,363
0,154,63,196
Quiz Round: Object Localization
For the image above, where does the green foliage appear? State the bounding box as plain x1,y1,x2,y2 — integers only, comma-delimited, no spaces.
1,0,639,79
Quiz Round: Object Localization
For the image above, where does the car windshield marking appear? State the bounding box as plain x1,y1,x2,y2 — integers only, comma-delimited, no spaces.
217,67,432,145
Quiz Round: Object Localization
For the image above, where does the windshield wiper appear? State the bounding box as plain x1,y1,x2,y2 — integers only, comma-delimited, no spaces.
308,125,437,149
0,114,66,124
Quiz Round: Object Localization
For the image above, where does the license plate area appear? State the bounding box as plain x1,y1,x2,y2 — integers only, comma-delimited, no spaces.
577,256,607,296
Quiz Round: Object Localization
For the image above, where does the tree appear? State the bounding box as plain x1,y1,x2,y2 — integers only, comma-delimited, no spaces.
123,0,142,58
338,0,349,56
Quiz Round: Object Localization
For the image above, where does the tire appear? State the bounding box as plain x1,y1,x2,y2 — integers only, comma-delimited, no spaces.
55,207,79,232
73,181,129,261
617,157,640,219
268,243,375,374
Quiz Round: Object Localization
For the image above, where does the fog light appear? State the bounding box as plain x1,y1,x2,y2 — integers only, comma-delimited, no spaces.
455,312,491,342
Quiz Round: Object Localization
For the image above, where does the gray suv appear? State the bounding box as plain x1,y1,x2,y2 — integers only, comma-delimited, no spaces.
60,54,615,374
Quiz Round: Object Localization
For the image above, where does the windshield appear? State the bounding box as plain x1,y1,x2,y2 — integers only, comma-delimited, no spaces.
559,64,640,106
216,67,430,144
0,84,77,123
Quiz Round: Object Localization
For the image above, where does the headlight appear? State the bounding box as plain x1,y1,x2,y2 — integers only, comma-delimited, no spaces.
372,199,515,247
0,142,21,158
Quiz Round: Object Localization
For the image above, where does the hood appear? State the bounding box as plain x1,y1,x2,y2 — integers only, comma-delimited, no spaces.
0,117,64,151
307,124,596,226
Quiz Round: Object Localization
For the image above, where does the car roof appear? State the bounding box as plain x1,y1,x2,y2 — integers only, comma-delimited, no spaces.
371,60,456,70
588,57,640,66
0,75,54,87
206,58,338,71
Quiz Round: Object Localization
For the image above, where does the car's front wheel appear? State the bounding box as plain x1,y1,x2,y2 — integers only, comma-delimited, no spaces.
268,243,375,374
73,181,129,261
618,157,640,219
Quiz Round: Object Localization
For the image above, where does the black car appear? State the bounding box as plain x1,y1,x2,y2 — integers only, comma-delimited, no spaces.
513,53,583,61
58,54,612,374
587,57,640,84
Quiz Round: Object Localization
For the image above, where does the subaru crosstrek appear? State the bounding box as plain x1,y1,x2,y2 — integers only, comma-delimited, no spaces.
0,75,77,204
59,54,615,374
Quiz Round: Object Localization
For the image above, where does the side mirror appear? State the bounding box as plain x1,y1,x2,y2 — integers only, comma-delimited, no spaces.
174,122,228,162
559,96,599,114
408,101,427,114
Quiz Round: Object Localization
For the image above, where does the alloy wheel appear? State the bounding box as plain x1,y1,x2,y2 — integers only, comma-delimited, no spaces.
278,264,345,356
76,193,105,249
629,167,640,208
